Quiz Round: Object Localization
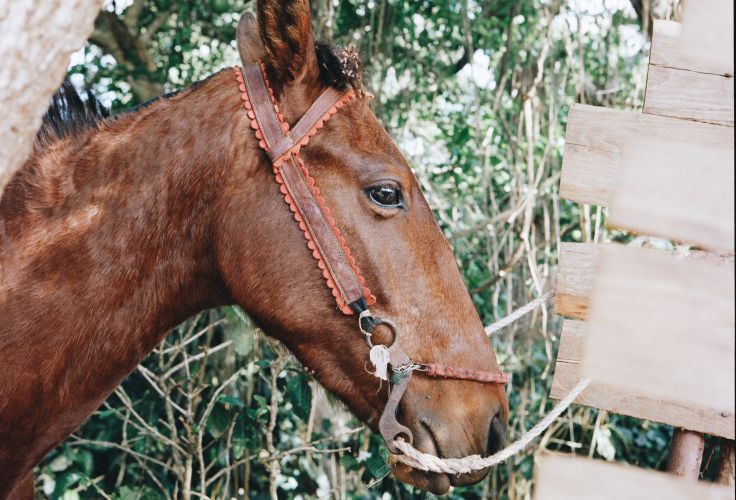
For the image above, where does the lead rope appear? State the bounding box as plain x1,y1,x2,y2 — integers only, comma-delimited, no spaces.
484,289,555,335
389,289,592,474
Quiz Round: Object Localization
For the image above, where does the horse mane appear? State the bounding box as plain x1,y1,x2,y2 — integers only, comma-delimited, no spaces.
35,80,109,149
34,73,221,151
35,41,361,152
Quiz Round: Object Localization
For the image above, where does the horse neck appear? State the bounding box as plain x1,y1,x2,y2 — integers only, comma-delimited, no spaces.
0,70,251,477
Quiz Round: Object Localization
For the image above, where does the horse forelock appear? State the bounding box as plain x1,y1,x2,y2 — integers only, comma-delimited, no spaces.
314,43,363,91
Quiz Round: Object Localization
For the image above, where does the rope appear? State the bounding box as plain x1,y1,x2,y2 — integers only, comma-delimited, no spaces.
389,288,588,474
391,378,590,474
484,289,555,335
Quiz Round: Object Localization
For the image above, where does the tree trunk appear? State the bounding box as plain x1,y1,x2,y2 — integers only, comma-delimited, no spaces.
88,6,167,102
0,0,103,198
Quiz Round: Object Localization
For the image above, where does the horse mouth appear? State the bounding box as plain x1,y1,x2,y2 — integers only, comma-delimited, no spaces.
390,420,493,494
390,421,450,494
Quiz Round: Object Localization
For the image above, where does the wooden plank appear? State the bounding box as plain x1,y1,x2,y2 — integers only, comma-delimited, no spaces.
679,0,734,77
555,319,586,364
610,136,734,252
647,16,735,127
650,20,733,77
558,143,615,207
555,242,599,320
582,245,735,419
551,319,734,438
555,243,733,320
644,63,734,127
534,454,734,500
560,104,732,207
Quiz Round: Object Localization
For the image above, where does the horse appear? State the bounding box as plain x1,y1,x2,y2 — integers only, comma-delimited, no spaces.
0,0,508,496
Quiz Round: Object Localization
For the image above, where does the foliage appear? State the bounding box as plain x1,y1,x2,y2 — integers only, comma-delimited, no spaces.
40,0,686,498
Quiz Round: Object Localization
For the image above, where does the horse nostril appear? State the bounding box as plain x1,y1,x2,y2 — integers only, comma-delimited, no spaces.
487,412,506,455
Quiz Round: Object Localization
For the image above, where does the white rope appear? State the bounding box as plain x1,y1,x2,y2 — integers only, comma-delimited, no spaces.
484,289,555,335
389,288,586,474
391,378,590,474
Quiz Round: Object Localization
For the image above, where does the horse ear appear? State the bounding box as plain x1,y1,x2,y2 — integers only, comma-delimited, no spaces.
236,12,263,64
256,0,317,83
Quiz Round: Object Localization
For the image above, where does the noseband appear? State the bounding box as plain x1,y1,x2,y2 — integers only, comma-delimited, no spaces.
235,64,509,454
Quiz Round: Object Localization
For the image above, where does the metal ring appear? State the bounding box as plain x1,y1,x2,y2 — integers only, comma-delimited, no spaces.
358,311,400,349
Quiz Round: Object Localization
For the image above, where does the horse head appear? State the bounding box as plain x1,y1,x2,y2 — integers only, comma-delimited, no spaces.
214,0,509,493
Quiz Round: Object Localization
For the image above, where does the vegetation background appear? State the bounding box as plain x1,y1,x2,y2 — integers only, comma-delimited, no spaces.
37,0,721,498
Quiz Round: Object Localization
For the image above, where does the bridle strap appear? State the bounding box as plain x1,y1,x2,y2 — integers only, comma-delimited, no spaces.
240,65,288,150
267,87,345,164
419,363,510,384
234,63,509,455
236,64,375,314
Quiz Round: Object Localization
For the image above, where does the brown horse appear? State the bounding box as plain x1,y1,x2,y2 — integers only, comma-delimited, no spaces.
0,0,508,496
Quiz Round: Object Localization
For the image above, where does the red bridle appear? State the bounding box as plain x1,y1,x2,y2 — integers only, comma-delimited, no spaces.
235,64,509,453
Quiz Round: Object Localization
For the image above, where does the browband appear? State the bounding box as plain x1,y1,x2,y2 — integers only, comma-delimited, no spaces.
235,63,376,315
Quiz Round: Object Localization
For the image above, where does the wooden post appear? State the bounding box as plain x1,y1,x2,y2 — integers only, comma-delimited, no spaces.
667,429,705,480
717,440,735,486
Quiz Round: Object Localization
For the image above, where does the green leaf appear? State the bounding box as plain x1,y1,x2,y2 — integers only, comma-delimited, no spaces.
286,375,312,422
340,454,360,472
206,404,231,438
218,394,245,407
51,472,79,498
116,486,136,500
253,394,267,409
210,0,230,14
252,394,270,422
154,0,173,10
74,450,94,476
364,454,389,479
224,307,255,356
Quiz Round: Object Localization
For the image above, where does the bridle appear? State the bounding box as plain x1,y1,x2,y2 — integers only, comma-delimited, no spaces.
235,64,509,454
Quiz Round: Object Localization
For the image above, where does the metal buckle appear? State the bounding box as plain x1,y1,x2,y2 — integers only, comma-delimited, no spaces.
357,311,414,453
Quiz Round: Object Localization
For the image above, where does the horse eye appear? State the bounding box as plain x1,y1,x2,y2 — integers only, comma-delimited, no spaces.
367,183,402,208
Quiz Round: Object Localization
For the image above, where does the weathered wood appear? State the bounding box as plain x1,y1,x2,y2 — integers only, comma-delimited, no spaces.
667,429,705,480
644,63,733,127
554,242,599,320
551,319,734,438
553,3,734,486
678,0,734,77
0,0,104,198
560,104,733,207
554,320,586,363
717,440,735,486
555,243,733,320
609,137,734,252
582,245,735,418
646,19,733,128
650,20,733,77
533,454,733,500
557,142,613,207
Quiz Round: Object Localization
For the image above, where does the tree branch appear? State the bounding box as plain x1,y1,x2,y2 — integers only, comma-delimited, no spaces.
141,5,176,45
123,0,145,32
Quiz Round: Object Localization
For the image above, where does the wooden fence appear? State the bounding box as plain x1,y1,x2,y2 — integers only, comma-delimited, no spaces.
535,1,734,497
